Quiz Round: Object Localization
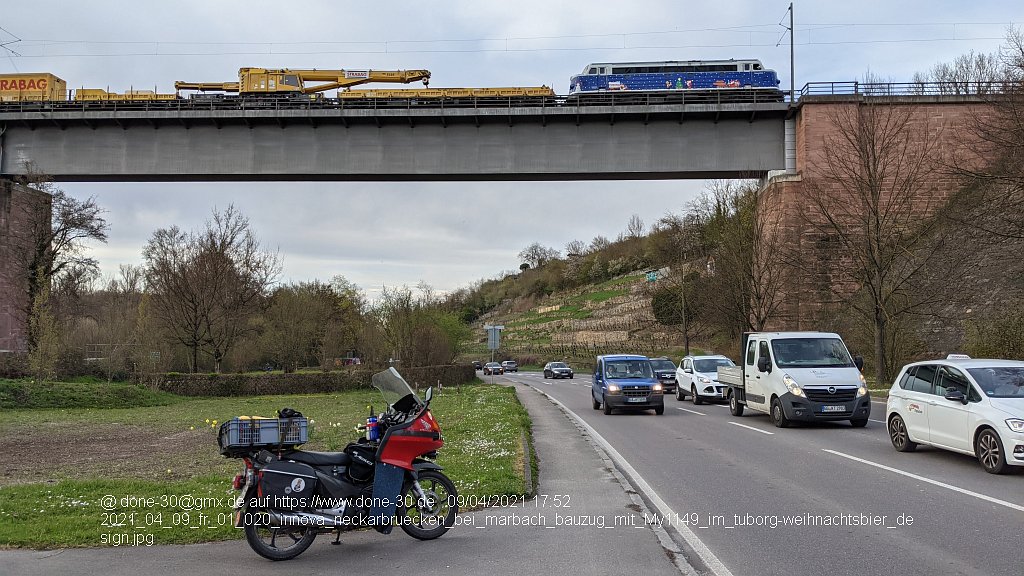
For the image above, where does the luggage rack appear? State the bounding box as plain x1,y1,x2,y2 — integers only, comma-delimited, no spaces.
218,416,308,456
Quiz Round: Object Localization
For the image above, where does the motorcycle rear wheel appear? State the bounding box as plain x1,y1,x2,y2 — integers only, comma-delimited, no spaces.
398,470,459,540
243,510,318,561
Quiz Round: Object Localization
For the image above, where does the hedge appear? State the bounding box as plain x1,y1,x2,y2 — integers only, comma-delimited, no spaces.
147,365,476,397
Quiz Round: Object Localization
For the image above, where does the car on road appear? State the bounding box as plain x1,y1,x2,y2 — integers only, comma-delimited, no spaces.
543,362,574,379
483,362,504,376
886,354,1024,474
472,360,483,370
501,360,519,373
677,355,736,404
649,357,678,394
591,354,664,415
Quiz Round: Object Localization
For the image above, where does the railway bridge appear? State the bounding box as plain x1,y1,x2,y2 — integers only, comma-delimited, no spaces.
0,85,993,351
0,91,788,181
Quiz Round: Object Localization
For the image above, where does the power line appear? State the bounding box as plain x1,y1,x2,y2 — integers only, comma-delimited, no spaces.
4,36,1010,59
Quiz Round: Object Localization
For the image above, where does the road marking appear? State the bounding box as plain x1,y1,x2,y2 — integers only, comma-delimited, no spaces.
677,407,706,416
727,422,775,435
822,449,1024,513
530,385,733,576
869,419,885,424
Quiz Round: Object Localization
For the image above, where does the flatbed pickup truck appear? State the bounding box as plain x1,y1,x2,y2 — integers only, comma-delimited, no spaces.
720,331,870,428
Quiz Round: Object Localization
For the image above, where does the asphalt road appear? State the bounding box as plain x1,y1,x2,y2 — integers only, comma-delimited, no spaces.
503,370,1023,576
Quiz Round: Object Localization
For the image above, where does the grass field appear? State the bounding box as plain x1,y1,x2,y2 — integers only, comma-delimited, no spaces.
0,380,533,548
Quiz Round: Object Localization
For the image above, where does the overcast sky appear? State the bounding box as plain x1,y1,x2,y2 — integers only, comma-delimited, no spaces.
1,1,1017,297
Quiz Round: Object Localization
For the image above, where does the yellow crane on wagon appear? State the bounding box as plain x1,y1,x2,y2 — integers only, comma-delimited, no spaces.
174,67,431,96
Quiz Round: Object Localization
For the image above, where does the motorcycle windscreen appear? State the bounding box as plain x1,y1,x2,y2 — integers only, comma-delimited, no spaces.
368,462,404,534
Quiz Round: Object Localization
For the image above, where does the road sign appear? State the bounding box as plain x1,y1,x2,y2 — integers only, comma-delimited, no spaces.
484,325,504,351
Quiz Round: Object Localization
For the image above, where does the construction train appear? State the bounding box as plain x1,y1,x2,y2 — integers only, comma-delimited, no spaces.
0,60,781,103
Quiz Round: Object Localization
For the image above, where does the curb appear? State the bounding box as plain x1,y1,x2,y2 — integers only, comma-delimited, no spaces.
523,382,734,576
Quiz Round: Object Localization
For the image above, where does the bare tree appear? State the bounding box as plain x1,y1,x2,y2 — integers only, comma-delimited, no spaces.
947,26,1024,240
912,50,1003,94
669,181,787,340
517,242,561,268
7,171,108,350
588,235,611,253
625,214,645,239
143,205,279,372
564,239,587,257
799,101,952,383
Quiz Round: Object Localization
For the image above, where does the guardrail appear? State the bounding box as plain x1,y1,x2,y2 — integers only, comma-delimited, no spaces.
800,81,1006,97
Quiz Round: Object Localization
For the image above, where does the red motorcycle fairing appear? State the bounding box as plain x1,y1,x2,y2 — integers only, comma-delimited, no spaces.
377,407,443,470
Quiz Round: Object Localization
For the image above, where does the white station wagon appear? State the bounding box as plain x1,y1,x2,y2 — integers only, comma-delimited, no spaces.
886,355,1024,474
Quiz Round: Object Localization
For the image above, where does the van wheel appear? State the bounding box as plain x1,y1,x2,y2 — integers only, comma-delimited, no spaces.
675,386,684,401
592,393,601,410
654,405,664,415
691,386,703,405
888,414,917,452
602,396,613,415
850,417,868,428
729,391,744,416
770,397,790,428
976,428,1008,474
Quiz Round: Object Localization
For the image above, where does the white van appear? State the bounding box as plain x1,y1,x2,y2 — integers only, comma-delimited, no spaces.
718,332,870,427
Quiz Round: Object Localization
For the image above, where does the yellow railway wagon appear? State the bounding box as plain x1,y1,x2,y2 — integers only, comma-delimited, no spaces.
76,88,177,101
338,86,555,99
0,73,68,102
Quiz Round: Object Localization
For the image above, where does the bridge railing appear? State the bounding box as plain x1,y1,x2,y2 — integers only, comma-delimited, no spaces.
800,81,1008,97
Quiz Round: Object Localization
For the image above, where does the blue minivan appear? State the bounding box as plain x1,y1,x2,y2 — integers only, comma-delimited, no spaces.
591,354,665,415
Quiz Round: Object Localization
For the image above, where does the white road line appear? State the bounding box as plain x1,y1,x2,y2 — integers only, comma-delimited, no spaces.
822,449,1024,513
868,419,885,424
531,386,733,576
676,407,706,416
727,422,775,435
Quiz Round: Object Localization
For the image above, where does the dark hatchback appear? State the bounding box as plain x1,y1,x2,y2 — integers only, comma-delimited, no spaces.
543,362,574,379
649,357,678,393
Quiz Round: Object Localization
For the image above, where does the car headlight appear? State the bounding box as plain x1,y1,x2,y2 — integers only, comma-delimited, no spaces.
698,376,712,384
607,384,620,393
653,383,663,392
1007,419,1024,433
857,385,868,398
782,374,804,397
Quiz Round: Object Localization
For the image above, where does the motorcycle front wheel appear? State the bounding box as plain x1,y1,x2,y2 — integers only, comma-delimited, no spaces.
243,509,318,561
398,470,459,540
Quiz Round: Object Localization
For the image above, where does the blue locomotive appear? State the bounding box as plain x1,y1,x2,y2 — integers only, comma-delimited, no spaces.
569,59,780,94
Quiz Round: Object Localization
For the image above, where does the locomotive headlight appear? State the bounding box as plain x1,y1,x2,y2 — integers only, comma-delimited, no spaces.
783,374,804,397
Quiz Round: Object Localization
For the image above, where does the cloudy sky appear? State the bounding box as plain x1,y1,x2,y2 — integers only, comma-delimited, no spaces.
1,1,1017,297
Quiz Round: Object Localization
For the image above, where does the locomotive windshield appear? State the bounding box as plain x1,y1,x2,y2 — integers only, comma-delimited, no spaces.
371,368,423,413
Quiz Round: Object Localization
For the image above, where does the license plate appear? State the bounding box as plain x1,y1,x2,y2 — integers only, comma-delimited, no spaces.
821,405,845,413
627,396,647,403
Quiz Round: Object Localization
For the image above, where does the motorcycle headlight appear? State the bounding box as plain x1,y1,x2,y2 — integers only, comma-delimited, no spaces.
783,374,804,397
1007,419,1024,433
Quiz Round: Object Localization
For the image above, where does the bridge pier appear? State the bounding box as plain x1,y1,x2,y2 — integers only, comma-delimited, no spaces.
0,179,47,353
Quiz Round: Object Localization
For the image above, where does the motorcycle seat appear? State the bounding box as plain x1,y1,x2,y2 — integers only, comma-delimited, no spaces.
281,450,352,466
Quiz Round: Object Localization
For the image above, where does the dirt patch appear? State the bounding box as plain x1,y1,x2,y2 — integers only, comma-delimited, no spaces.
0,421,227,486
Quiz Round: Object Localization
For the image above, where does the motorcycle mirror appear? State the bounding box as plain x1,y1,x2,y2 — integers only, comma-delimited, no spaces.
425,387,433,404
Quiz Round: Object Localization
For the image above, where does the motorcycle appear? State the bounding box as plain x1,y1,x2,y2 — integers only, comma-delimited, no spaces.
219,368,459,561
